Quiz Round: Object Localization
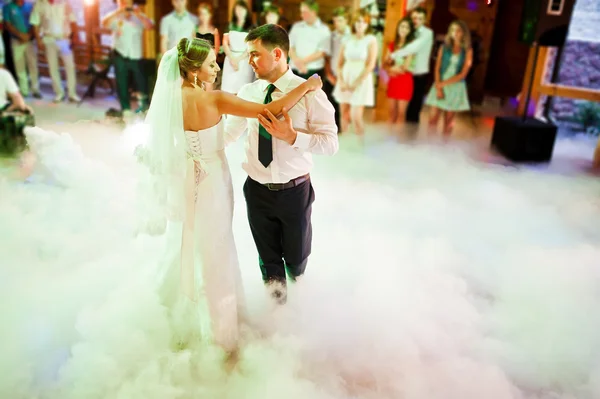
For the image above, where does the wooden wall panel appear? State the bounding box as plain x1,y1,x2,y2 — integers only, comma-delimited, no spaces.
483,0,530,99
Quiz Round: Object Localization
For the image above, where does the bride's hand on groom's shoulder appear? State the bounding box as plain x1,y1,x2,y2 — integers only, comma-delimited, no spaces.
306,73,322,92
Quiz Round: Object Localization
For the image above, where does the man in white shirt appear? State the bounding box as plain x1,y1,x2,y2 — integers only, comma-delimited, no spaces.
0,66,31,112
101,0,154,115
391,6,433,123
30,0,80,103
288,0,331,80
225,24,338,304
159,0,197,56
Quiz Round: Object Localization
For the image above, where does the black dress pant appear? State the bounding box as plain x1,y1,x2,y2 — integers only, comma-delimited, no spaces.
406,73,429,123
243,176,315,285
113,50,148,111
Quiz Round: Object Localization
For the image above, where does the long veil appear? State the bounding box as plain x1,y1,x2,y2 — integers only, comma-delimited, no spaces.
136,47,187,227
136,47,200,304
135,46,239,347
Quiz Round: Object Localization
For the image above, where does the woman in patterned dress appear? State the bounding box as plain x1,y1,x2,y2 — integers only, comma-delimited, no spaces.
424,20,473,136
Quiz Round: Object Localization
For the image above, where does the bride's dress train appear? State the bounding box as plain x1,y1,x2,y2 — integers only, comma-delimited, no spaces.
1,123,245,389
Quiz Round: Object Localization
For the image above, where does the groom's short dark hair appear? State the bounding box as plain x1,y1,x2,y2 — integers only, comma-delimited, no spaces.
245,24,290,55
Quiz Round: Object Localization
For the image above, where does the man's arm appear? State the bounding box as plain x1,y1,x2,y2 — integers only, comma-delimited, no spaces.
223,84,251,145
301,28,331,65
29,4,43,49
392,27,433,58
7,90,31,112
101,8,123,29
4,7,28,42
5,71,30,112
292,90,338,155
134,7,154,30
288,24,302,68
66,3,78,42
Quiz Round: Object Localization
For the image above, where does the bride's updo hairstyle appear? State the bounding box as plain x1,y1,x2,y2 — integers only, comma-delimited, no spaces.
177,37,212,80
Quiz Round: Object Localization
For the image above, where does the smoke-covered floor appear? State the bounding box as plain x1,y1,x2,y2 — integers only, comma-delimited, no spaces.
1,97,600,399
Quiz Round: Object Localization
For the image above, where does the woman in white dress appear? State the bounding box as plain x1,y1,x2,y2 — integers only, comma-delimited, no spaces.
220,1,255,94
139,37,321,358
333,9,378,136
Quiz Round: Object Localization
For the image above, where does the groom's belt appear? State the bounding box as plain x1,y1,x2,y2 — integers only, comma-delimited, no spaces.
262,174,310,191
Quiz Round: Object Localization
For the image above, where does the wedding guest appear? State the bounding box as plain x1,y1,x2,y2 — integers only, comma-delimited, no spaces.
101,0,154,115
0,65,31,112
424,19,472,136
262,5,281,26
195,2,219,53
325,6,350,133
159,0,197,55
384,17,415,128
220,0,254,94
390,7,433,124
333,9,378,136
30,0,80,102
3,0,40,98
288,0,331,80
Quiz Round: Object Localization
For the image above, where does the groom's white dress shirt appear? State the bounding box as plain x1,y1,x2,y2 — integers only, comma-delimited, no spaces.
224,68,338,184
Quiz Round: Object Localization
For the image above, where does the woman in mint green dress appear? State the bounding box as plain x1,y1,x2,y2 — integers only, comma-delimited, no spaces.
425,20,473,136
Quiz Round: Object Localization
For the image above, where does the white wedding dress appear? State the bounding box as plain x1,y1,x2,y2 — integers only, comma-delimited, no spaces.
133,47,247,352
157,118,246,352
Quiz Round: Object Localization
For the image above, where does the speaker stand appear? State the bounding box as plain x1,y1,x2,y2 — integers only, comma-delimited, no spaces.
78,60,114,108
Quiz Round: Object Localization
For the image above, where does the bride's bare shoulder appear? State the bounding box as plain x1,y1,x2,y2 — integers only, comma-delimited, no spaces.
182,86,216,104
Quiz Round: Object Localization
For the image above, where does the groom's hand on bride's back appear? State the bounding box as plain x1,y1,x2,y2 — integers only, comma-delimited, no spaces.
257,108,297,146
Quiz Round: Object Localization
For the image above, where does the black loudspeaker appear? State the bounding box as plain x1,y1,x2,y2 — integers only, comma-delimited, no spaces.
518,0,576,46
491,117,558,163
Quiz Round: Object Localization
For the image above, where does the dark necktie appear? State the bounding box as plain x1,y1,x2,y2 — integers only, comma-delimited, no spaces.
258,84,277,168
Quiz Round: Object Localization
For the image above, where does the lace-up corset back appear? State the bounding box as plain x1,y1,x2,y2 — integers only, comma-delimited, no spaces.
184,118,225,160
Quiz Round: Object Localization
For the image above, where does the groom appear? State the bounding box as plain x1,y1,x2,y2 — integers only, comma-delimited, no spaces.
224,24,338,304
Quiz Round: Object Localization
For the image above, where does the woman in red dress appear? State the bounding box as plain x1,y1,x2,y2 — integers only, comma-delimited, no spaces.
384,18,416,127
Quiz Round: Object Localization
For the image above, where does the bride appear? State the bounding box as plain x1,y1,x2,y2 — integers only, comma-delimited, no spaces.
139,37,321,356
